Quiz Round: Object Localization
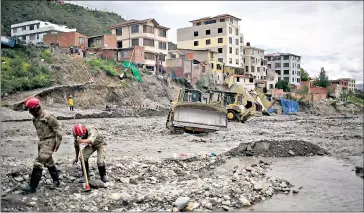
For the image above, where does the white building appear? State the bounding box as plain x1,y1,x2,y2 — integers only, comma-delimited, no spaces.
243,42,267,80
11,20,76,44
177,14,244,69
264,53,301,86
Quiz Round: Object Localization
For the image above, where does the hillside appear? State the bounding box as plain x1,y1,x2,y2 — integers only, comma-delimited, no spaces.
1,0,125,37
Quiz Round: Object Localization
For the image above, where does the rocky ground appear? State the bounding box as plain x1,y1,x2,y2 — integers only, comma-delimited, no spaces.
1,109,363,212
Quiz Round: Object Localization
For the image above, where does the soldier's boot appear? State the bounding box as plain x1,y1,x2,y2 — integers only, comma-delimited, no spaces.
22,167,43,194
47,166,60,189
79,161,90,183
98,165,109,183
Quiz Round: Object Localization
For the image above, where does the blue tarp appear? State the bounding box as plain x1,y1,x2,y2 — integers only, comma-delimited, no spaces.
280,99,299,115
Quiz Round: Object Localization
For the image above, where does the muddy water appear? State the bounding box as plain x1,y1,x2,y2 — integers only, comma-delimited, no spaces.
221,156,363,212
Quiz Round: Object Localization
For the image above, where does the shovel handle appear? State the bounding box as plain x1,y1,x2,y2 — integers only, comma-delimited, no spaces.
78,144,90,188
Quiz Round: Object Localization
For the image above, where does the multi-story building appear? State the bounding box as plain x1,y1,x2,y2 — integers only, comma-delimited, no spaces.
264,53,301,86
11,20,76,44
330,78,356,92
243,42,267,80
177,14,244,70
109,18,169,73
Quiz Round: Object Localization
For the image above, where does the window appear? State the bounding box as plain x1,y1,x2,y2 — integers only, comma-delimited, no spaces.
204,20,217,25
132,38,139,47
202,66,206,73
229,27,232,34
297,78,300,82
220,18,225,22
131,25,139,34
194,41,199,46
240,37,243,43
13,28,17,33
194,31,198,37
243,58,245,63
235,39,238,45
22,26,26,31
218,58,223,63
218,28,223,33
145,52,155,60
159,42,167,50
243,49,246,54
284,77,289,81
292,71,295,75
116,28,122,35
230,18,234,24
297,71,300,76
236,59,239,65
196,22,201,26
143,38,154,47
36,34,39,40
206,39,211,45
229,37,232,44
217,64,222,70
229,58,232,64
276,70,281,75
30,34,36,41
138,50,142,57
275,63,281,68
79,37,85,44
297,64,300,69
211,63,214,69
268,64,271,68
257,67,260,72
206,30,210,35
30,25,34,30
283,55,289,60
117,41,123,48
240,46,243,52
159,29,167,37
251,66,255,72
283,63,289,67
218,48,223,53
218,38,223,43
229,47,232,54
235,29,238,36
235,48,239,55
292,78,295,82
96,39,101,45
245,66,249,72
22,35,26,40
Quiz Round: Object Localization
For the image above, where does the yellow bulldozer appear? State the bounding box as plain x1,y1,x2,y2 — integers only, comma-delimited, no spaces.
166,88,228,133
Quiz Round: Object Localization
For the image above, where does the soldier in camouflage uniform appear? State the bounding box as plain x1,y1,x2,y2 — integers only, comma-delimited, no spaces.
22,97,63,194
72,123,109,183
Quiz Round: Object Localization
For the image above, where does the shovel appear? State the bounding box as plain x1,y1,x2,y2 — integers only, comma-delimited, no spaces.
78,144,91,192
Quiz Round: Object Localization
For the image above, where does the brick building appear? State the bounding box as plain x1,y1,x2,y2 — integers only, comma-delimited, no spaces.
43,32,88,49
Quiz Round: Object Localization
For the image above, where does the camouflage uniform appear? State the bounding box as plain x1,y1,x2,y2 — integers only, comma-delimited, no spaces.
24,111,63,194
74,126,108,182
33,112,63,169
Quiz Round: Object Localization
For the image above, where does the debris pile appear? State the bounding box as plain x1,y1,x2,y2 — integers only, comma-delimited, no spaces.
1,154,298,212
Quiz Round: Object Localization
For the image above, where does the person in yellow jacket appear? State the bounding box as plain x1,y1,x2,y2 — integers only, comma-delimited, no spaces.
68,95,74,111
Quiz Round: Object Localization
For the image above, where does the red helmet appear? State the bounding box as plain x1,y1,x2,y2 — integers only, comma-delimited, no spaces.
73,123,87,137
24,97,40,109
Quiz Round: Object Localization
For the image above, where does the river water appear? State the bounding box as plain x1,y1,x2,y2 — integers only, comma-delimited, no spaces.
218,156,363,212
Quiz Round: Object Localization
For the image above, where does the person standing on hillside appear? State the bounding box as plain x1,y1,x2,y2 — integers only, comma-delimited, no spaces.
68,95,74,111
72,123,109,183
82,47,87,58
22,97,63,194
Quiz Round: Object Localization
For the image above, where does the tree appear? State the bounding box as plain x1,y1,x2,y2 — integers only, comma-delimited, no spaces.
300,68,309,81
275,80,291,92
314,67,330,88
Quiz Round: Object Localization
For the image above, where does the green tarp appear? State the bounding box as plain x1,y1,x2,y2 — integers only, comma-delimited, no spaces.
122,61,142,82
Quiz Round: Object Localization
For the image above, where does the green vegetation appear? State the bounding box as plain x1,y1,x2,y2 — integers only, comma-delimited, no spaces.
314,67,330,88
87,58,138,79
1,0,125,37
1,46,52,94
348,96,364,105
275,80,291,92
300,68,309,81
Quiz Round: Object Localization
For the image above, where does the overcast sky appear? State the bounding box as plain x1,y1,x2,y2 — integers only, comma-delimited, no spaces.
73,1,363,84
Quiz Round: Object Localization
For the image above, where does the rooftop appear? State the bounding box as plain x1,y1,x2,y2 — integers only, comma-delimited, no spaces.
189,14,241,23
264,52,301,58
109,18,170,30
